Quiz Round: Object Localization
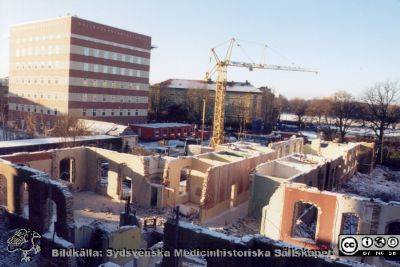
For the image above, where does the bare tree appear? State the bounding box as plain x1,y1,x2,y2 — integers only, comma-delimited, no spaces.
186,88,210,124
288,98,308,128
274,94,288,122
362,81,400,163
306,98,332,126
24,112,37,138
330,91,356,142
48,115,91,146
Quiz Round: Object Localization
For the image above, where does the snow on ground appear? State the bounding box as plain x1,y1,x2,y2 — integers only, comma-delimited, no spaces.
340,165,400,202
207,217,260,237
73,191,125,232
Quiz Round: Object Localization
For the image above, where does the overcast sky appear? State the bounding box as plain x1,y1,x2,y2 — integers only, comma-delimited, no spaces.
1,0,399,99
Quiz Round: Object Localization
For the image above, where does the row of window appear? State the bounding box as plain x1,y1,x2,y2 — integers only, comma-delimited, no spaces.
15,92,59,100
15,33,66,44
13,90,147,103
15,104,58,115
77,21,142,39
82,62,144,78
13,78,59,85
15,45,61,57
82,47,145,65
82,108,140,117
11,76,147,91
14,61,61,70
81,94,147,103
72,33,149,53
82,79,143,90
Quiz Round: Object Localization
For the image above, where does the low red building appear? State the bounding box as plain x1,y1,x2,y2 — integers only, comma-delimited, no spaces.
130,123,194,141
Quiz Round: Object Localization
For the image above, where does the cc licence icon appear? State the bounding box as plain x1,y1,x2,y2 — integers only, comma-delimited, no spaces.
374,237,386,248
362,236,373,248
340,237,358,255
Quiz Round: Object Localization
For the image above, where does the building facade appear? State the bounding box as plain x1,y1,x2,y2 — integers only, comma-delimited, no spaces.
0,77,8,126
130,122,193,141
149,79,274,127
8,16,151,129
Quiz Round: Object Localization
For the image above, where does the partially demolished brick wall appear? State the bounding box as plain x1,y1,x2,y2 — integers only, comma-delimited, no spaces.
0,160,74,242
162,219,363,267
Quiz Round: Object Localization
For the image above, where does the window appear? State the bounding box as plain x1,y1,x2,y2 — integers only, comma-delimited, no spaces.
119,109,123,116
113,52,117,60
138,57,142,64
84,47,89,56
292,202,318,241
111,110,114,116
93,109,97,116
54,109,58,115
84,63,89,71
104,51,109,59
112,67,117,75
83,79,88,86
129,69,133,76
82,109,86,116
121,54,125,62
103,80,107,87
135,109,139,116
341,214,359,235
94,49,99,57
93,95,97,102
127,110,131,116
82,94,88,101
94,64,99,72
129,56,133,63
121,68,125,76
103,65,108,73
102,110,105,116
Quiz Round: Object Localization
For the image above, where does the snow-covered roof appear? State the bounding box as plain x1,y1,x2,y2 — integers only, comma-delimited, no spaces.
78,119,132,136
131,122,192,128
0,135,117,148
157,79,262,93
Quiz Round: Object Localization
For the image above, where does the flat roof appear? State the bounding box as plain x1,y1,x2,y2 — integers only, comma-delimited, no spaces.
130,123,192,128
0,135,118,148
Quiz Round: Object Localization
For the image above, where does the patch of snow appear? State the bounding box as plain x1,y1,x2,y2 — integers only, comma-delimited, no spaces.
340,166,400,202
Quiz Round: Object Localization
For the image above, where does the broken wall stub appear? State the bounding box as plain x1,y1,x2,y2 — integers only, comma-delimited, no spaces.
268,137,304,158
356,142,375,174
162,219,361,267
0,160,74,242
106,225,143,265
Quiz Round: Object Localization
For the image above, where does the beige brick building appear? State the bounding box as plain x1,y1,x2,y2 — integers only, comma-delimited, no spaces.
8,16,151,129
150,79,276,128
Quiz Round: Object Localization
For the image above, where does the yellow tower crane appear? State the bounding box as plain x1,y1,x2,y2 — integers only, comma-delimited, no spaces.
205,38,318,148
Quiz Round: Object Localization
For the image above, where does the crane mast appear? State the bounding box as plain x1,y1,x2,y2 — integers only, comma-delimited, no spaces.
206,38,317,148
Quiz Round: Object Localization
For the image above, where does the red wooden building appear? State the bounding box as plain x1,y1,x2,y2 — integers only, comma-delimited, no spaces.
130,123,194,141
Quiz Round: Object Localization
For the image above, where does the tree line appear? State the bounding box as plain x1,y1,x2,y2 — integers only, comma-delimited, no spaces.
282,81,400,163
